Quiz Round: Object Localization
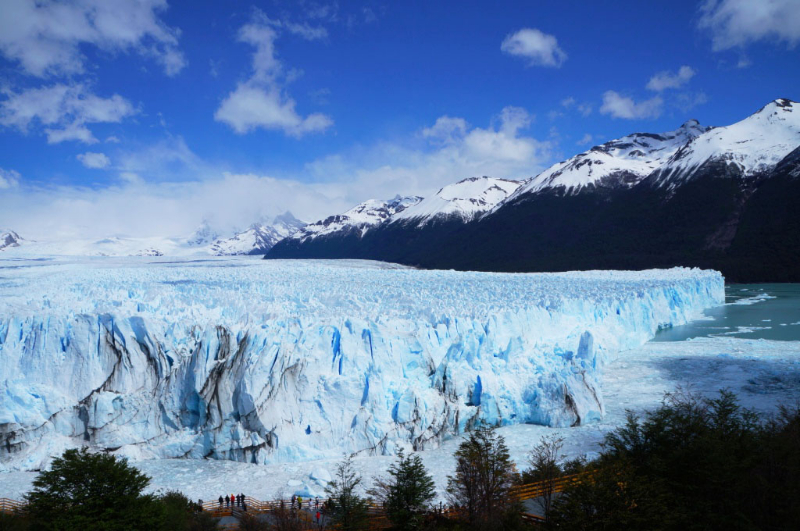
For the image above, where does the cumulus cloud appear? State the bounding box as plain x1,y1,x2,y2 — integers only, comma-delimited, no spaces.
216,84,333,136
698,0,800,51
215,10,332,137
0,0,186,77
305,106,552,205
421,116,469,143
0,168,21,189
576,134,593,146
0,105,554,240
501,28,567,67
77,152,110,169
0,172,346,241
646,66,696,92
600,91,663,120
0,84,136,144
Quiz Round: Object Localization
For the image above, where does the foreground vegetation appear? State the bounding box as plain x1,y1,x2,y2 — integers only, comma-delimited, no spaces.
1,391,797,530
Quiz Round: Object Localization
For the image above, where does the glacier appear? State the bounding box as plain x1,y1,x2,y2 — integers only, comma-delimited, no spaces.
0,257,723,472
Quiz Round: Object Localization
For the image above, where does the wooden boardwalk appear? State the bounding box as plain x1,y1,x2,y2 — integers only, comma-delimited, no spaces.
0,472,590,528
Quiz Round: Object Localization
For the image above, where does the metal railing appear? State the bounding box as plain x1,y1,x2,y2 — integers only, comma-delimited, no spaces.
0,498,25,514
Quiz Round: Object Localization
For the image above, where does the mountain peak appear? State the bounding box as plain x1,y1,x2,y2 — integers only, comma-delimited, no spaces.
392,176,522,225
288,195,423,241
513,119,709,197
0,229,23,251
651,97,800,188
272,211,305,230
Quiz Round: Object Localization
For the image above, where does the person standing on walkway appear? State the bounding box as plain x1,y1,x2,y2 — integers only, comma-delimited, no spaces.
219,495,223,508
225,495,229,508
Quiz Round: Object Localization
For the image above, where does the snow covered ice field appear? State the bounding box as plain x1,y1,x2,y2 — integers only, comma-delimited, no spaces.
0,256,756,499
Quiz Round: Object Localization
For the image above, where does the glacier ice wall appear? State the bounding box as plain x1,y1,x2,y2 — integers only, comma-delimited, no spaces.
0,258,724,471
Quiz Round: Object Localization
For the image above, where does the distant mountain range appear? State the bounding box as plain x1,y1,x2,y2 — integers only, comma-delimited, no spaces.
268,99,800,282
1,212,306,257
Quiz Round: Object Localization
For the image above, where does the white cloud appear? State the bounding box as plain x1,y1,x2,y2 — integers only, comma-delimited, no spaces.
0,84,136,144
501,28,567,67
0,168,21,189
576,134,593,146
0,0,186,77
674,91,709,112
215,10,332,137
600,91,663,120
698,0,800,51
421,116,469,143
560,97,592,116
106,136,121,143
0,170,351,241
646,66,696,92
306,106,552,205
77,152,111,169
215,83,333,137
0,106,554,240
119,172,143,185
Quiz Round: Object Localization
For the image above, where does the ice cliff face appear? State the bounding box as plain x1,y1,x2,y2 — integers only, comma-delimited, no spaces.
0,258,723,471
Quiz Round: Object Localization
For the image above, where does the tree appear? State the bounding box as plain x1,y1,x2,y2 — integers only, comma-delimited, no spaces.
370,451,436,531
446,426,522,530
325,455,370,531
24,447,162,531
548,390,800,530
238,511,270,531
524,435,564,521
546,461,669,531
269,504,306,531
158,490,194,531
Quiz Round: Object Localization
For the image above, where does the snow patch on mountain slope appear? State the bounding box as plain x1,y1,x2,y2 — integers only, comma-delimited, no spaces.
289,196,422,241
0,257,723,471
212,213,305,255
510,120,708,198
653,99,800,187
0,230,23,251
391,177,522,225
2,213,305,257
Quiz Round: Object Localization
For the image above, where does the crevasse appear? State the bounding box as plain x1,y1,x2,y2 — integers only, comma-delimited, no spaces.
0,258,724,471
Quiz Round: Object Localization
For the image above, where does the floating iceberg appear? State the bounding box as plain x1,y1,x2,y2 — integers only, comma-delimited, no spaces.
0,257,723,471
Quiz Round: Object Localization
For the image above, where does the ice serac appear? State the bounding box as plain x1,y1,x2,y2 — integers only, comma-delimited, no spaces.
0,259,723,471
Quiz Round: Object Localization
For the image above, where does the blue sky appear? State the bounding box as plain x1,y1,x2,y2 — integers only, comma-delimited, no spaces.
0,0,798,239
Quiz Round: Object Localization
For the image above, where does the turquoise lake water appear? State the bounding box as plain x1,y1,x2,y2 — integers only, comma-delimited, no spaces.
653,284,800,342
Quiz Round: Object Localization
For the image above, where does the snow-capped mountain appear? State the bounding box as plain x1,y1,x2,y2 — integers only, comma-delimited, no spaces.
651,98,800,188
211,212,306,255
288,195,422,241
392,176,522,225
267,99,800,281
1,213,305,258
186,221,219,247
511,120,708,197
0,230,23,251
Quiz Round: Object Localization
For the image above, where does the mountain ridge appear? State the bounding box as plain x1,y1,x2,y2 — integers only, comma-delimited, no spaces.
267,99,800,282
